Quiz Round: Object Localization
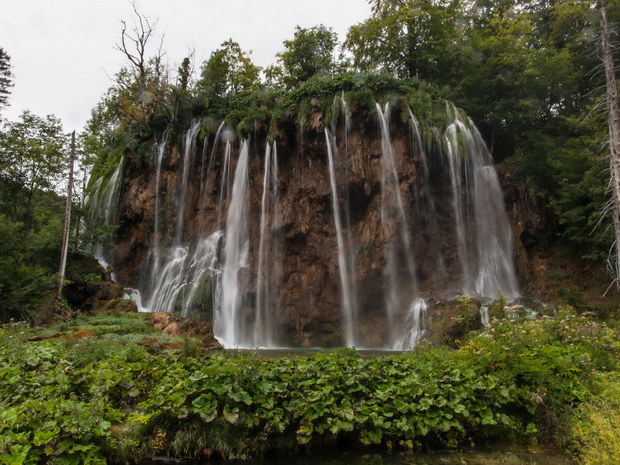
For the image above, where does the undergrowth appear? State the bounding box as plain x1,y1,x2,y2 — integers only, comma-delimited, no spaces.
0,307,618,463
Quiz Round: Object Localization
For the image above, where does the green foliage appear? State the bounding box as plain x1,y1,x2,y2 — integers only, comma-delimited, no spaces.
571,372,620,465
2,309,616,463
277,25,339,88
461,308,620,444
195,40,261,110
0,111,74,321
345,0,468,82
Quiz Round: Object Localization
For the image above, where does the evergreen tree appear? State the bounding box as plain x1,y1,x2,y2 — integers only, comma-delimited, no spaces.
0,47,12,114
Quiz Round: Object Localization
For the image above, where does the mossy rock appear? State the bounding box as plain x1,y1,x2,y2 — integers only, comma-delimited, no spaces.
94,298,138,313
426,296,483,347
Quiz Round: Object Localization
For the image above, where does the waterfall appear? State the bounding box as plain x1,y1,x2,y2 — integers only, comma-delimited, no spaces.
181,231,223,318
392,299,427,350
444,122,471,291
480,305,490,326
217,140,233,228
91,157,124,272
175,119,201,244
199,121,226,232
376,103,419,345
143,137,168,294
325,128,357,346
408,108,447,284
443,106,519,299
95,97,522,350
141,123,222,316
146,245,189,312
255,142,280,348
215,140,251,348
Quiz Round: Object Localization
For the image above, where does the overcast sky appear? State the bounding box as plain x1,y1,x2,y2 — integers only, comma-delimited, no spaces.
1,0,371,131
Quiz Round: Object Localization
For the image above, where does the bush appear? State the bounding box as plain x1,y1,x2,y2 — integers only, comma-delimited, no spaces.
571,372,620,465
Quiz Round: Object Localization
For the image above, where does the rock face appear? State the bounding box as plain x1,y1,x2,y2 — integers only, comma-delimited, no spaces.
94,101,526,348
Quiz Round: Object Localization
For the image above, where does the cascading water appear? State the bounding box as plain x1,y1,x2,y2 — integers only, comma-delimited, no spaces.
175,119,201,244
198,121,226,231
443,106,520,299
142,137,168,295
94,95,522,350
90,157,124,272
140,122,221,316
325,128,357,346
255,142,280,348
480,305,490,326
392,299,427,350
217,140,233,228
214,140,251,348
408,109,447,281
376,103,421,346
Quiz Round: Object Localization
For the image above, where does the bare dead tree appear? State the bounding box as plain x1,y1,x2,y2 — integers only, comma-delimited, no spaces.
600,0,620,291
57,131,76,302
114,2,166,125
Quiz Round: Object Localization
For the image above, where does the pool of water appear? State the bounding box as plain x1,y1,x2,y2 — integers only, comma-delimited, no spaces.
144,445,575,465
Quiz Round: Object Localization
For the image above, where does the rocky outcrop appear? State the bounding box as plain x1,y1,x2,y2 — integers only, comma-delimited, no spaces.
149,312,222,350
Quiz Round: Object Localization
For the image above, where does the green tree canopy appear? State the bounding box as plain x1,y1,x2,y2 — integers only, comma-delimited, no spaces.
345,0,467,82
0,111,70,321
195,39,261,107
277,25,339,87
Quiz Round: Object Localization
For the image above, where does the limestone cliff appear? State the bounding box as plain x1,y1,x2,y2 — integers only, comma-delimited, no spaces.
93,100,537,348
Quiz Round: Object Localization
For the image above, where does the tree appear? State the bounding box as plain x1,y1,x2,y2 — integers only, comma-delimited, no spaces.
345,0,466,82
114,3,168,129
195,40,261,106
0,111,69,321
599,0,620,288
277,25,339,87
0,47,12,114
0,111,68,195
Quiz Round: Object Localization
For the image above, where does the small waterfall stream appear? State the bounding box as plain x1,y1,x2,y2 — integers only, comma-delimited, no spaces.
325,128,357,346
175,119,201,244
255,142,280,348
376,103,420,346
443,106,519,299
91,157,124,272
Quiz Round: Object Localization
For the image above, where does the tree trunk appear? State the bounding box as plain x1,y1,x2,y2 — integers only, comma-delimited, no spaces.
600,0,620,288
57,131,75,301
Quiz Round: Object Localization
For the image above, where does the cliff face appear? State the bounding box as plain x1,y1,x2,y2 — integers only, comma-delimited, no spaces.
99,101,530,348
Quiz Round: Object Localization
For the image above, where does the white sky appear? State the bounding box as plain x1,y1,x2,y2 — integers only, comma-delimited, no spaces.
0,0,371,131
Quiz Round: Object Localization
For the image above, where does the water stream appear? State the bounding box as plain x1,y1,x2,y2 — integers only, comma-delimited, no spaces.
376,103,421,348
443,106,519,299
215,140,251,348
325,128,358,347
255,142,280,348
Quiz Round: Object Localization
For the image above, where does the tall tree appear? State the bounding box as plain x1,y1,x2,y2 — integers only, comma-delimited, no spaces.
0,111,69,321
277,25,339,87
345,0,466,82
196,40,261,107
0,47,12,114
599,0,620,287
